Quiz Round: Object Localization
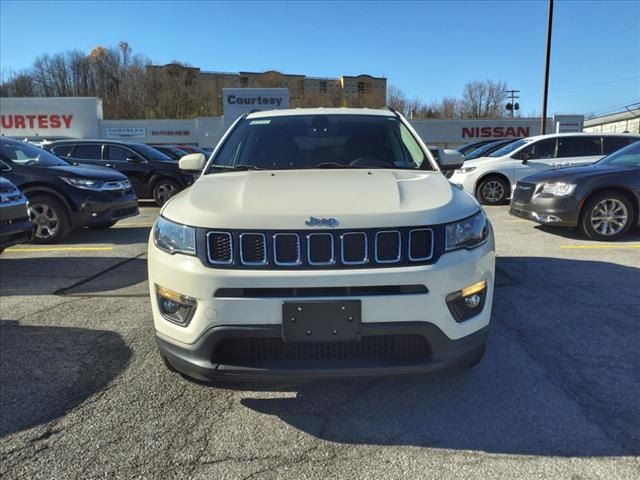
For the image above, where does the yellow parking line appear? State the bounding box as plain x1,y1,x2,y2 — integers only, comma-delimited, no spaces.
4,246,114,253
114,222,154,227
560,244,640,250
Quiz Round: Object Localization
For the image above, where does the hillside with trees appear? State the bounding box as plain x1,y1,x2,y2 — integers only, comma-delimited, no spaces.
1,42,513,120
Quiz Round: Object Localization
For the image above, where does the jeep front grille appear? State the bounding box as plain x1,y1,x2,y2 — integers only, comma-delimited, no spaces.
203,226,439,270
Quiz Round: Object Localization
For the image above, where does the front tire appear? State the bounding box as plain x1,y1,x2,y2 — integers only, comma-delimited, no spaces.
476,176,509,205
580,191,634,241
28,194,71,244
152,179,181,206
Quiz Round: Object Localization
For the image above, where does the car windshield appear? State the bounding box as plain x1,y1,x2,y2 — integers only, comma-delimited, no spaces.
597,140,640,167
206,114,434,172
465,140,512,160
488,138,531,157
0,139,69,167
129,142,174,161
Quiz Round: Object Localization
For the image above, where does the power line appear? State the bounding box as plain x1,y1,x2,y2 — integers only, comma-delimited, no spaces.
521,75,640,94
585,98,640,117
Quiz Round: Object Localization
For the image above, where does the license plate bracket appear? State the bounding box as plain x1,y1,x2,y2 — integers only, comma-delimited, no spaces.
282,300,361,343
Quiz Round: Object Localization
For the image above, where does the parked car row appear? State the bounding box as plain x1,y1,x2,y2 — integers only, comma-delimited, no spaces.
0,137,139,244
449,133,639,204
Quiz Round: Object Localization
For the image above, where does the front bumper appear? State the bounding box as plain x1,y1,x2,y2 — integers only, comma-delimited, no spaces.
157,323,488,382
510,194,580,227
0,200,33,249
70,191,139,227
148,226,495,379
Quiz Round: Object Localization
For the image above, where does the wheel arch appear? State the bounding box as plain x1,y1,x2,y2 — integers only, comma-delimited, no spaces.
20,184,73,214
474,172,511,197
149,172,185,190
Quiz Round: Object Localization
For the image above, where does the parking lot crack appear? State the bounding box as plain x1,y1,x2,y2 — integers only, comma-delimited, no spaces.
54,253,146,297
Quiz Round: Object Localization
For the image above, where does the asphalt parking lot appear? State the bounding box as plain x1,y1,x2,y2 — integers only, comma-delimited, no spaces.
1,203,639,480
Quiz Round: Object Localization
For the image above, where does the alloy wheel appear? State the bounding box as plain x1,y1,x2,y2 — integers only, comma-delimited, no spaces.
481,180,505,203
30,203,60,240
154,182,177,205
590,199,628,237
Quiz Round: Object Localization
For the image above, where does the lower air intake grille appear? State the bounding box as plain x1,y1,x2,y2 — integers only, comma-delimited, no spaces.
213,335,430,364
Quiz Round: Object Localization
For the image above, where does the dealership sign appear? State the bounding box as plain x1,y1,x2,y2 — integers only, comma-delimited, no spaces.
223,88,289,122
410,118,552,145
0,97,102,138
461,126,531,138
106,127,146,139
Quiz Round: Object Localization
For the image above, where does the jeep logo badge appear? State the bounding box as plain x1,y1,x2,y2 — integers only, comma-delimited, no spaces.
305,217,339,227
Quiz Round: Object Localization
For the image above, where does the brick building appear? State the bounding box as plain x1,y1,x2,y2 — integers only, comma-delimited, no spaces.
149,64,387,115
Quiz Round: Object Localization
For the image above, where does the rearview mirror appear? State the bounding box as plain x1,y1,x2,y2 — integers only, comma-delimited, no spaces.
437,149,464,171
179,153,206,172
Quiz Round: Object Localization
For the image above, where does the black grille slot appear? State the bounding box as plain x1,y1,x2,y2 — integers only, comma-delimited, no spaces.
376,231,401,263
274,234,300,265
341,232,367,264
208,232,233,264
214,335,430,364
308,233,334,265
215,285,428,298
240,233,267,265
409,229,433,261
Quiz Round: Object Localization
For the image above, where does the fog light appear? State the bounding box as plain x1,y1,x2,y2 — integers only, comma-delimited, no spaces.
446,280,487,322
464,294,482,308
156,285,197,326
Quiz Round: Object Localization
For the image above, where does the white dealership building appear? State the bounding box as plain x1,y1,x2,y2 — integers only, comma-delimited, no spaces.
2,93,585,148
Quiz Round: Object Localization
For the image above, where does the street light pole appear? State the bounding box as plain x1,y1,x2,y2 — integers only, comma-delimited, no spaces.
541,0,554,134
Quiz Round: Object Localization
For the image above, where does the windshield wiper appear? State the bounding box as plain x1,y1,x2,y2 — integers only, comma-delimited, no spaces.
210,164,265,171
315,162,355,169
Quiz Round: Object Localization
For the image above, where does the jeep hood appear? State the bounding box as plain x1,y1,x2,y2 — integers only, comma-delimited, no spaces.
161,169,480,229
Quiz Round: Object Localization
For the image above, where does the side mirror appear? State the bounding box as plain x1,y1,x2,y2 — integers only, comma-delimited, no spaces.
437,149,464,171
179,153,206,172
519,153,530,165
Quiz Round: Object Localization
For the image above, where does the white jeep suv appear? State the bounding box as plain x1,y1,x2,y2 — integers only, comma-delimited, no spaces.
148,108,495,382
449,133,640,205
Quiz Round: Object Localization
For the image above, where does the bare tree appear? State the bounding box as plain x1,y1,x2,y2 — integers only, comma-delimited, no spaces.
386,85,408,114
459,80,507,118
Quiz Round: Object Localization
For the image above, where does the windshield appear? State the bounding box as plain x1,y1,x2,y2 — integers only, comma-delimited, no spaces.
465,140,511,160
597,140,640,167
129,142,174,161
488,138,531,157
0,139,69,167
206,114,434,172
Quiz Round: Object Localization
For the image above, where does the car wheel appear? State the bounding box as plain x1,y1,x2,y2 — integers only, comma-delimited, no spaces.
89,221,117,230
153,179,181,206
477,176,509,205
580,191,634,241
28,195,71,244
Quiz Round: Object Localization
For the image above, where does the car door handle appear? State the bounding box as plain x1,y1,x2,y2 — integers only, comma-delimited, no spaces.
105,163,115,168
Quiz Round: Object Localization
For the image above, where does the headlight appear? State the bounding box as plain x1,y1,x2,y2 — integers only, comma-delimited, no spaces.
445,210,489,251
153,216,196,255
60,177,105,190
455,166,476,174
539,182,576,197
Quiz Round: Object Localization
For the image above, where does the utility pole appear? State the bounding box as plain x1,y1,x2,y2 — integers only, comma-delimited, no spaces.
541,0,554,133
505,90,520,118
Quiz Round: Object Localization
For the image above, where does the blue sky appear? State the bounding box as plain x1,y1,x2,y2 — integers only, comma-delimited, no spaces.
1,0,638,117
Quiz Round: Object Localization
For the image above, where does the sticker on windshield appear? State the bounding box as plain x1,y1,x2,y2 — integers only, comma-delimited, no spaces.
249,119,271,125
